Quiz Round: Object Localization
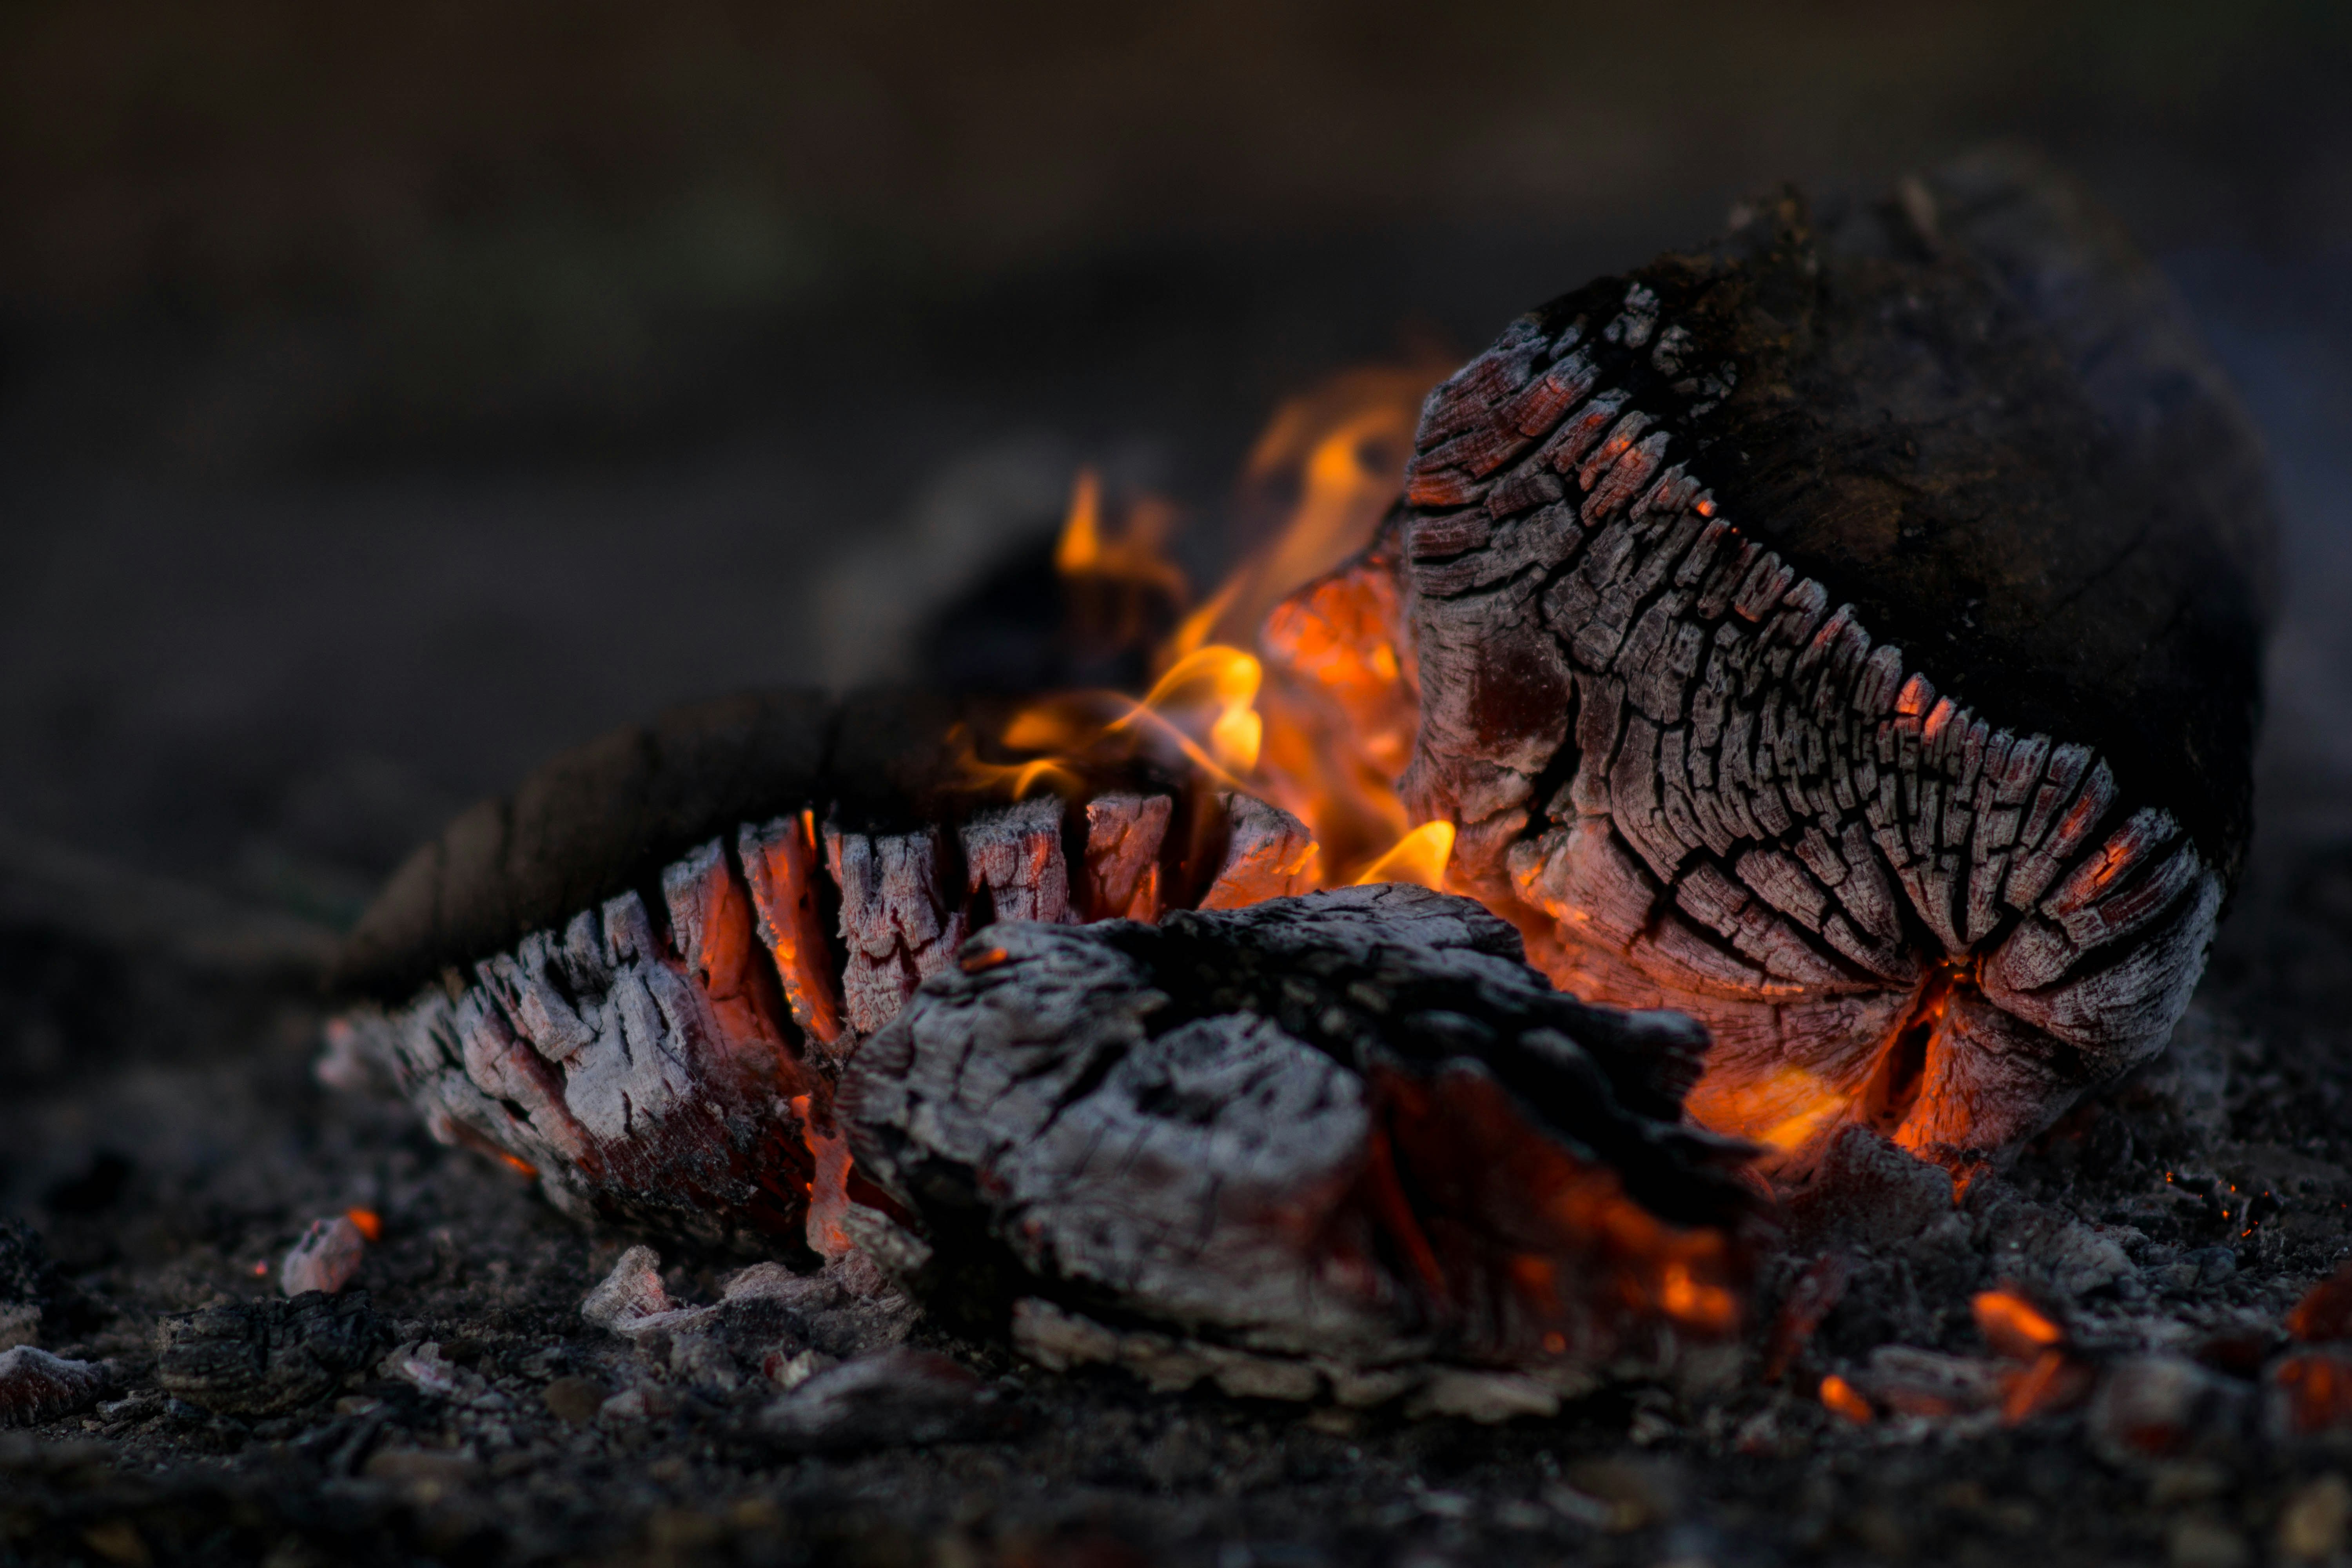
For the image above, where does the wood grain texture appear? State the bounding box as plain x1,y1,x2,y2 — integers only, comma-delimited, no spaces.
1376,151,2274,1174
835,884,1760,1408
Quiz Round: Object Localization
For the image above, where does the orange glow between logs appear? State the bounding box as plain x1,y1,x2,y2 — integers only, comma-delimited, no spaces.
956,354,2007,1192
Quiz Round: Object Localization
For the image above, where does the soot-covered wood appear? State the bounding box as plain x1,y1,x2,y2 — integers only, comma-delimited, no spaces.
836,885,1761,1414
330,687,1325,1251
1334,150,2275,1177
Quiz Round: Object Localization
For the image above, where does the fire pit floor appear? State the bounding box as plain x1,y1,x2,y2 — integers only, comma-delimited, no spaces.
4,784,2352,1568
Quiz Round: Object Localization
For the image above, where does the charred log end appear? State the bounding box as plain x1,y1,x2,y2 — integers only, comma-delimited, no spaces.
351,852,826,1253
1365,158,2267,1180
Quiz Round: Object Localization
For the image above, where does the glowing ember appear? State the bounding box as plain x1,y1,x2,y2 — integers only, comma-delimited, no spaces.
1819,1372,1873,1424
2275,1352,2352,1435
1998,1348,2089,1425
344,1208,383,1243
1973,1289,2064,1361
2287,1262,2352,1343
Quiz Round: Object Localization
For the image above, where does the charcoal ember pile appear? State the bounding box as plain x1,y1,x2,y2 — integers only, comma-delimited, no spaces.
0,152,2346,1568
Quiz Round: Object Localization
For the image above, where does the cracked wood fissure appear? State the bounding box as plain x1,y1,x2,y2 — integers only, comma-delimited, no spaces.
1376,151,2273,1175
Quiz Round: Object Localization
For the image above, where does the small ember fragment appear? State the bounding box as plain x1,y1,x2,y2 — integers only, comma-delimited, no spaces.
1818,1372,1873,1424
279,1214,367,1296
1999,1347,2094,1426
1972,1288,2064,1362
838,884,1762,1410
0,1346,107,1427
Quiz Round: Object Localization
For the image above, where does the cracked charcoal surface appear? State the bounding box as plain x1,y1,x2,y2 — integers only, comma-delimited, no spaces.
1373,150,2275,1176
838,886,1759,1396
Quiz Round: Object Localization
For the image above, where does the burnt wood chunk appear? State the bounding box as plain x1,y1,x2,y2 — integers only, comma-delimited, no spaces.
826,823,969,1036
961,797,1072,926
837,885,1761,1410
156,1292,392,1417
739,812,846,1052
1081,792,1171,922
1198,791,1318,910
1356,149,2274,1177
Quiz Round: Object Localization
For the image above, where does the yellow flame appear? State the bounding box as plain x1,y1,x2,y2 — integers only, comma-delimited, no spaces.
980,646,1266,797
965,358,1452,897
1353,820,1455,889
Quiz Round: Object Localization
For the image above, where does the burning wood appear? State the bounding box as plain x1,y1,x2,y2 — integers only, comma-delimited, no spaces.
1301,148,2274,1178
836,884,1762,1416
330,682,1373,1251
324,149,2276,1417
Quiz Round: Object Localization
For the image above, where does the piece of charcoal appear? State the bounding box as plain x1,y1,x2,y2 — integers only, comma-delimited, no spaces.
752,1348,1010,1452
0,1347,107,1427
1274,149,2274,1180
155,1291,392,1417
837,884,1763,1408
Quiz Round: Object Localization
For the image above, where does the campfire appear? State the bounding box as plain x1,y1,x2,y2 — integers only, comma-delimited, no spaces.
293,147,2286,1445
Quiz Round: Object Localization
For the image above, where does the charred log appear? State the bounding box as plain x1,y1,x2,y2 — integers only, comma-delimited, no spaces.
332,690,1321,1250
156,1292,392,1418
1292,150,2275,1177
835,884,1762,1414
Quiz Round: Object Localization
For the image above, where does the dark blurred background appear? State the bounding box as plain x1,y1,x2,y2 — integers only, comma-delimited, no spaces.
4,0,2350,931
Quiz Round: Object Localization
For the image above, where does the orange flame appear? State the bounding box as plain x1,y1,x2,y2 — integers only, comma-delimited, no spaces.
345,1207,383,1243
965,359,1448,889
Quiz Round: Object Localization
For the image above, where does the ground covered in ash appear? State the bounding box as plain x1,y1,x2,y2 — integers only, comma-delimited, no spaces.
6,790,2352,1568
